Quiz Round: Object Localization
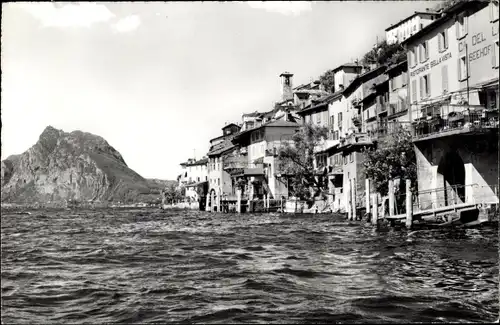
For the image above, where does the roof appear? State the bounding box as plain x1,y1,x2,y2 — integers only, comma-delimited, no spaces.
231,119,300,143
385,10,440,32
332,63,363,73
280,71,293,77
386,60,408,75
343,65,387,98
297,91,343,116
242,111,263,117
222,123,240,130
180,157,208,167
185,180,208,188
402,0,488,46
207,135,238,157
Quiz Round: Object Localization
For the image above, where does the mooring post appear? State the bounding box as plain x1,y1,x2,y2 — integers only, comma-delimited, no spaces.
280,196,284,213
389,179,395,217
365,179,371,219
372,194,378,225
236,189,241,214
405,179,413,229
351,179,357,220
346,181,352,221
266,194,270,212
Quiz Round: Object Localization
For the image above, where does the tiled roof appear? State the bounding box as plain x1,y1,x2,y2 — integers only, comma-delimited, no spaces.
343,66,387,97
297,90,343,115
180,157,208,166
332,63,363,73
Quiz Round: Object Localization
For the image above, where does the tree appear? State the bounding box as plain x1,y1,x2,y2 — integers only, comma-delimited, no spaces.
162,183,185,204
319,69,336,93
362,126,417,198
362,40,406,67
277,123,330,204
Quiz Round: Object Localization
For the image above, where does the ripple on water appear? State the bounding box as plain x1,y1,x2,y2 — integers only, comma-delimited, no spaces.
1,208,498,323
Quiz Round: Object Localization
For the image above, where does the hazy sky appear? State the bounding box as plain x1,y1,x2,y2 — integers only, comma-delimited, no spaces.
2,1,440,180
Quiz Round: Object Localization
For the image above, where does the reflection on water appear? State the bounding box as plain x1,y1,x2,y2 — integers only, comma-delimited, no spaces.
1,209,498,323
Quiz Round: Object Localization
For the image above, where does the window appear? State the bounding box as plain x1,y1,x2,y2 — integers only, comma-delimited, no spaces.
459,55,468,80
402,72,408,86
486,89,498,110
409,48,415,67
330,115,335,126
420,74,430,99
491,1,499,22
438,30,448,52
197,177,200,182
218,179,220,186
411,79,417,103
419,41,429,62
441,65,448,93
349,153,354,163
456,14,468,39
494,40,499,69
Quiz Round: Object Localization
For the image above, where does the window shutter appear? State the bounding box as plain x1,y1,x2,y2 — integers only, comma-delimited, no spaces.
457,58,461,80
419,77,424,99
456,19,460,39
412,79,417,103
444,29,448,49
438,33,442,52
427,75,431,98
442,65,448,92
464,15,468,35
425,41,429,60
414,46,419,64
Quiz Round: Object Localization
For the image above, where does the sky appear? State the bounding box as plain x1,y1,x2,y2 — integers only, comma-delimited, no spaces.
1,1,441,180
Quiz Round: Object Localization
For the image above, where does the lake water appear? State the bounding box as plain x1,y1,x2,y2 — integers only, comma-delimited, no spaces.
1,209,498,323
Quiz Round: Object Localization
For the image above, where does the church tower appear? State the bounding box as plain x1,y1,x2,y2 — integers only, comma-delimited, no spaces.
280,72,294,102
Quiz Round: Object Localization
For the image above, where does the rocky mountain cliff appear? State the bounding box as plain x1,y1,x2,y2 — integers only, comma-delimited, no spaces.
1,126,171,205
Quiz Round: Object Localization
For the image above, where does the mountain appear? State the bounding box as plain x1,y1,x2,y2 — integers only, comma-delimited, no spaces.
1,126,174,206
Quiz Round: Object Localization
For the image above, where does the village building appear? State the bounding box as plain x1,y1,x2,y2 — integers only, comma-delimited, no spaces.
385,9,441,45
402,0,499,211
228,119,299,202
206,123,241,211
179,157,209,202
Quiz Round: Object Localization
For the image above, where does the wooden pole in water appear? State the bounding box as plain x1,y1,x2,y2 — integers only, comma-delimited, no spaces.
405,179,413,229
351,179,357,220
210,191,215,212
266,194,270,212
365,179,371,220
371,194,378,225
347,181,352,220
236,189,241,214
389,179,395,217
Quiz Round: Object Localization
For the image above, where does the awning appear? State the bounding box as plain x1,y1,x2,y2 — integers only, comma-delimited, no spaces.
231,168,265,177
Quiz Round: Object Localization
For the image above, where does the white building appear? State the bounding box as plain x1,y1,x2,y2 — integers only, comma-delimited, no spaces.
385,10,441,45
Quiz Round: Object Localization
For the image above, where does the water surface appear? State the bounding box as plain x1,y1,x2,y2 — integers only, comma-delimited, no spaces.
1,209,498,323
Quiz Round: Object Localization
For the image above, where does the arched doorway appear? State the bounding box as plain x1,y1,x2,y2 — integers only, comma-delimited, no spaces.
437,151,465,205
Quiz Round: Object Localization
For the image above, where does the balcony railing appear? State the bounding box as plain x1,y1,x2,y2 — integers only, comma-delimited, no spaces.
377,102,388,114
339,132,372,146
411,108,499,140
223,156,263,170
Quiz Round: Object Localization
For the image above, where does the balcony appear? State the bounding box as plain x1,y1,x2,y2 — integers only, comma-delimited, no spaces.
339,132,373,148
223,156,262,169
387,102,408,117
377,102,388,115
411,106,499,142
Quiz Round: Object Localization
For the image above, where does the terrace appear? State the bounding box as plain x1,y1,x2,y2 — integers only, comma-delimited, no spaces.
410,104,498,142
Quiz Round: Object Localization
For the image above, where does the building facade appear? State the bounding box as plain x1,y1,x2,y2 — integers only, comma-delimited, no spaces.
403,0,499,210
386,10,440,45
